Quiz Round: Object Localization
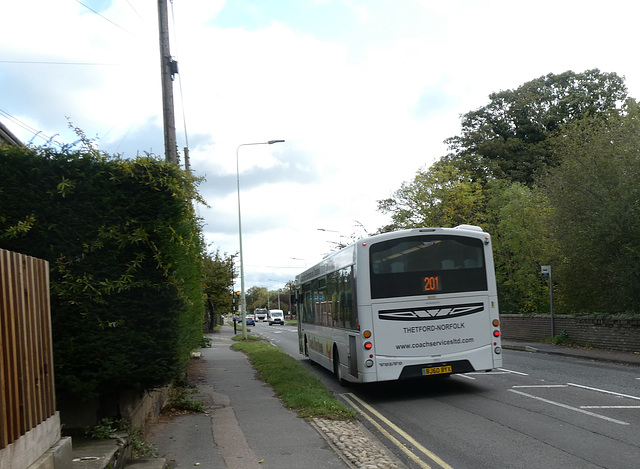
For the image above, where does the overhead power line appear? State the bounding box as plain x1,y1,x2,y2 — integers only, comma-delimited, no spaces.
0,60,116,66
74,0,134,35
0,108,63,147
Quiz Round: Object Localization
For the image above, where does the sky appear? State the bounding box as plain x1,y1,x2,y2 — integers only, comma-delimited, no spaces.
2,0,639,291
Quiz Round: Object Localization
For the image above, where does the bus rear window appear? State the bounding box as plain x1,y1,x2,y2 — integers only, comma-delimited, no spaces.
369,235,487,299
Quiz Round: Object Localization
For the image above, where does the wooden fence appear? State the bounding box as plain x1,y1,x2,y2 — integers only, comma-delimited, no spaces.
0,248,56,450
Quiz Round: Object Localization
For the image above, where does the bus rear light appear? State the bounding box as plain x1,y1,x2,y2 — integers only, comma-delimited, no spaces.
363,330,372,338
365,359,374,367
493,330,500,337
492,319,500,327
494,346,502,354
364,341,373,350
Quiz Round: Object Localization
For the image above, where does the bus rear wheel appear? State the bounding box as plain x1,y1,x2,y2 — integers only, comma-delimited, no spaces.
333,346,346,386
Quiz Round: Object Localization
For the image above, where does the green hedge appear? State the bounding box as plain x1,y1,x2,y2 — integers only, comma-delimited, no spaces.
0,145,205,405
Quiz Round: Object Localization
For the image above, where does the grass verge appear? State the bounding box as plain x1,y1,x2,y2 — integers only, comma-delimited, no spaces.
232,335,356,421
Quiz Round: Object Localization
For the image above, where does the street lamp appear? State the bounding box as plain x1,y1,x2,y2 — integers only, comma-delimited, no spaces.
291,257,307,269
317,228,346,237
318,228,348,251
236,139,285,338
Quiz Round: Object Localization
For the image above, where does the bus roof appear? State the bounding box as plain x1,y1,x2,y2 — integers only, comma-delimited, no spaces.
295,225,489,285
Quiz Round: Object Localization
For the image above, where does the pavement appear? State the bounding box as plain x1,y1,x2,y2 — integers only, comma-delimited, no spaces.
144,323,395,469
139,324,640,469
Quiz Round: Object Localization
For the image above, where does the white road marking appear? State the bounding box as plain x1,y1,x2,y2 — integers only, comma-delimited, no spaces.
497,368,529,376
512,385,568,388
567,383,640,401
581,406,640,409
508,389,630,425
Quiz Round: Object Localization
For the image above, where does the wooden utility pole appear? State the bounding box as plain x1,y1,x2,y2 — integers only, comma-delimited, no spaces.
157,0,178,164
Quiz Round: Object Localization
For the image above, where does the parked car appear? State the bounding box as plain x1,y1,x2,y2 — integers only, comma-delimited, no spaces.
268,309,285,325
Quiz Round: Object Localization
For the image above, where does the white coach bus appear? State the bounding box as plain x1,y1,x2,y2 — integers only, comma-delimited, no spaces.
295,225,502,384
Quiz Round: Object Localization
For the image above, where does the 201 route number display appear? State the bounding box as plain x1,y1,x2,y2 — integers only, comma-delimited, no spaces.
423,276,442,292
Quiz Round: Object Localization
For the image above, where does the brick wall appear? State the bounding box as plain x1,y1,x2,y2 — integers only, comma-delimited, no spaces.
501,314,640,352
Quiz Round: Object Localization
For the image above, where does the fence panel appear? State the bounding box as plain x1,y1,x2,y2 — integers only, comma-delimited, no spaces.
0,249,55,450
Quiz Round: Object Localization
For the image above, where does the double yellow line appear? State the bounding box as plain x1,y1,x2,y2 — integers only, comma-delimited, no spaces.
341,393,453,469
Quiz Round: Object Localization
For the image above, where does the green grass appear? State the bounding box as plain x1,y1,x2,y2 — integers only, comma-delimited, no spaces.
87,418,158,460
232,336,356,420
167,386,206,412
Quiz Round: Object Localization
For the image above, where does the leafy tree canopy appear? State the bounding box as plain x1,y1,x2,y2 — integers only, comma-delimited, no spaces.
485,181,556,313
376,69,637,316
542,98,640,313
202,248,236,327
377,157,487,232
446,69,628,185
247,286,269,311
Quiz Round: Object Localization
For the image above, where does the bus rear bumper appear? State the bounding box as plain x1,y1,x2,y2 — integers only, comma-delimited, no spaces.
373,345,501,381
398,359,474,379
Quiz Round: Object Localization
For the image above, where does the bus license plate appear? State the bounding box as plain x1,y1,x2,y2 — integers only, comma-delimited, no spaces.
422,366,452,376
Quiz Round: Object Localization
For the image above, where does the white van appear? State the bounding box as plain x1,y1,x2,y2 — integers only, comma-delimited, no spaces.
255,308,267,322
268,309,285,325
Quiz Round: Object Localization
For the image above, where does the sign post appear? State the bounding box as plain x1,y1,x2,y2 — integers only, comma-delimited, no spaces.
541,265,554,337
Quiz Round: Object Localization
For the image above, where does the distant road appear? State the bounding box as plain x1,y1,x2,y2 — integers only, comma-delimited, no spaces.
253,322,640,469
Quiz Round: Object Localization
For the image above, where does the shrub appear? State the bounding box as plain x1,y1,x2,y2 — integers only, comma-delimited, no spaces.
0,145,205,407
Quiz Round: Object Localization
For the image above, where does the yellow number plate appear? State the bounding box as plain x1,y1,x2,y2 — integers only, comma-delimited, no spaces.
422,366,452,376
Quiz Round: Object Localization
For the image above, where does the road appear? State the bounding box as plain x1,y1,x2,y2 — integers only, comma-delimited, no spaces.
251,321,640,469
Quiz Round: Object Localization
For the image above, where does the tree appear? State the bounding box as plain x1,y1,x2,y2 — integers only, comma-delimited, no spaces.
283,280,296,315
377,158,487,232
377,69,636,316
486,181,556,314
201,249,236,330
542,99,640,313
247,286,269,311
447,69,628,185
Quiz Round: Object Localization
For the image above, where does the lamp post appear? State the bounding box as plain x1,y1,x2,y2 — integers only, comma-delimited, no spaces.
236,139,285,338
291,257,307,269
318,228,346,238
318,228,348,251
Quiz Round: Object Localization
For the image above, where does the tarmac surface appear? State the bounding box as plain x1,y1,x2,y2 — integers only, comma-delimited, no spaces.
144,324,640,469
146,324,382,469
